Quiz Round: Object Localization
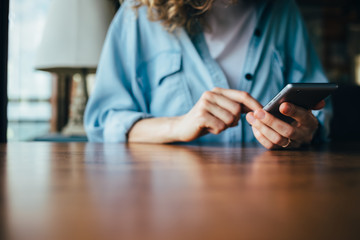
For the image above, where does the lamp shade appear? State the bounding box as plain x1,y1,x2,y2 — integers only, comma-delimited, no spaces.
35,0,114,72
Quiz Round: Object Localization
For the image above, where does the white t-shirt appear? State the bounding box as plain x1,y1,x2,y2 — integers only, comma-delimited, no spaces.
204,0,257,89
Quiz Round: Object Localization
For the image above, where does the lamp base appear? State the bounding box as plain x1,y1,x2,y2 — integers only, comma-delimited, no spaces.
61,70,88,137
62,122,86,136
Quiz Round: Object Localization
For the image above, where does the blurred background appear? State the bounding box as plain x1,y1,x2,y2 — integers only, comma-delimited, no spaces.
4,0,360,141
6,0,119,141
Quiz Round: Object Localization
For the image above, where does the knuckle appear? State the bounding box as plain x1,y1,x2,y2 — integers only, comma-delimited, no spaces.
212,122,226,135
199,99,210,109
212,87,221,92
265,115,275,125
233,104,241,115
204,99,212,108
213,128,222,135
284,127,295,138
213,130,220,135
263,141,274,150
240,92,250,100
273,135,283,145
225,115,236,125
219,122,226,131
202,91,213,100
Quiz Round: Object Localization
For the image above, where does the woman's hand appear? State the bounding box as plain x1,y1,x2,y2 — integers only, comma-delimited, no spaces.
245,100,325,150
173,88,263,142
128,88,262,144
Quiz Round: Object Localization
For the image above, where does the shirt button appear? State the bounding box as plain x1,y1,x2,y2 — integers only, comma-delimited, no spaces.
245,73,253,80
254,29,261,37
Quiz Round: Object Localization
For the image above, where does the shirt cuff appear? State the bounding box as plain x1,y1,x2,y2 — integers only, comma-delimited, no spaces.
103,111,153,142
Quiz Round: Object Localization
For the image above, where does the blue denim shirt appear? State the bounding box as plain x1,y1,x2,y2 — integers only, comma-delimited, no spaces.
84,0,332,143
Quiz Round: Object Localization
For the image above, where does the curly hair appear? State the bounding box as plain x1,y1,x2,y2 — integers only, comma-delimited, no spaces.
122,0,239,34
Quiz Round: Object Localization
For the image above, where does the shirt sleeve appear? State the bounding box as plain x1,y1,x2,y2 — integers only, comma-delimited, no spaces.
84,1,152,142
284,0,333,143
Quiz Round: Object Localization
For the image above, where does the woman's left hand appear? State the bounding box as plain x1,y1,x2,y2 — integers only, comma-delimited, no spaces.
246,100,325,150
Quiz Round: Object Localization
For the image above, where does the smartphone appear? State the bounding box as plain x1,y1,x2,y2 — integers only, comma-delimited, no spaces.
263,83,338,123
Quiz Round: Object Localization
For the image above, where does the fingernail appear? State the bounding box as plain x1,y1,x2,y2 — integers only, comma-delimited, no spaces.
247,113,255,124
254,110,265,120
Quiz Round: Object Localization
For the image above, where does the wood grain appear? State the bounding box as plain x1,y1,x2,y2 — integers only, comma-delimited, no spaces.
1,142,360,240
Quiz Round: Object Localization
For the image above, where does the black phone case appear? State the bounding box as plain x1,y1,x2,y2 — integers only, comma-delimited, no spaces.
263,83,338,124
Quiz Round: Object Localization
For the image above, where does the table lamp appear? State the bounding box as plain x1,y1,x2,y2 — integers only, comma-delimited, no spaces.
35,0,114,136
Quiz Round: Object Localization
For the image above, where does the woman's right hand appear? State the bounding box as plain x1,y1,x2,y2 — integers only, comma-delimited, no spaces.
172,87,263,142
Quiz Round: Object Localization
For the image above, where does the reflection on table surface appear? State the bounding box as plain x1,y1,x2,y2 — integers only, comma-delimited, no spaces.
2,142,360,240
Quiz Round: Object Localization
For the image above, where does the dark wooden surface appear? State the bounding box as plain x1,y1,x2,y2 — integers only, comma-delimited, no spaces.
1,142,360,240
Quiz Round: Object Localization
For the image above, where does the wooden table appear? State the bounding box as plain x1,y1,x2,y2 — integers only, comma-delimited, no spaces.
1,142,360,240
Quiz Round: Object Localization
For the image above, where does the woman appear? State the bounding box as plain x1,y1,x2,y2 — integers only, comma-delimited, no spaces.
84,0,331,149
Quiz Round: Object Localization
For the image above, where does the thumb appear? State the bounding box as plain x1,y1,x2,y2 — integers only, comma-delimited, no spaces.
312,100,326,110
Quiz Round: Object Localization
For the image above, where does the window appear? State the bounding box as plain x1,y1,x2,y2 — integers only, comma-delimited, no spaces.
8,0,53,141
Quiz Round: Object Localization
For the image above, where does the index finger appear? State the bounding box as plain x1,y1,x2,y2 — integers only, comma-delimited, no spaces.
212,88,263,112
